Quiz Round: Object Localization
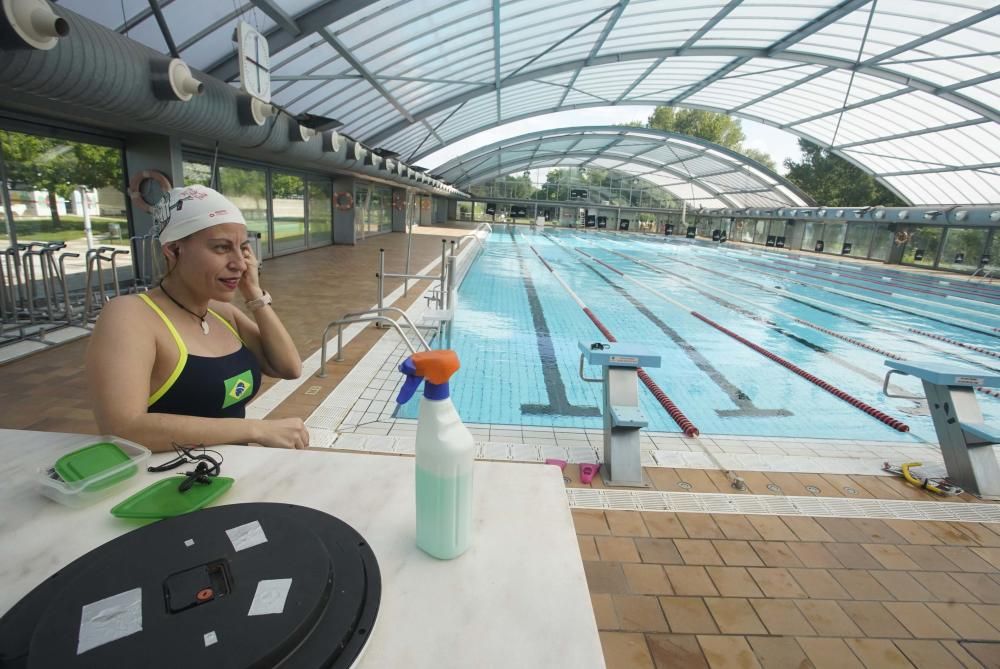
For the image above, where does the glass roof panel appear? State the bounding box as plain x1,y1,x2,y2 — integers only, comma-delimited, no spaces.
61,0,1000,204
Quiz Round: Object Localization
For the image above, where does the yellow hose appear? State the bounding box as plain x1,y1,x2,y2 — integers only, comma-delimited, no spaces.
899,462,959,496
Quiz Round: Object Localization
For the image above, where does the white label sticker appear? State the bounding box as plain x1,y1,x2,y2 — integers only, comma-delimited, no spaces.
77,588,143,655
247,578,293,616
608,356,639,365
955,376,984,386
204,631,218,647
184,539,195,548
227,521,267,552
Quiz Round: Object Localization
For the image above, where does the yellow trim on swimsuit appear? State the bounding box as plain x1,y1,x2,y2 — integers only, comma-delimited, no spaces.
207,308,245,345
139,293,188,406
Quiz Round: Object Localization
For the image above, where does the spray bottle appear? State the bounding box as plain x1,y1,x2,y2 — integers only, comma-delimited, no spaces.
396,350,474,559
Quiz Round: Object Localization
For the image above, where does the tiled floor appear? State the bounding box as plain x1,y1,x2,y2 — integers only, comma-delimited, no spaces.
3,222,999,668
576,508,1000,668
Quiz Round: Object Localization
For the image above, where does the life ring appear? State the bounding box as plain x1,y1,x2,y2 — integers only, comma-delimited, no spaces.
333,192,354,211
128,170,172,213
419,198,431,211
894,230,910,245
392,194,405,211
735,221,744,231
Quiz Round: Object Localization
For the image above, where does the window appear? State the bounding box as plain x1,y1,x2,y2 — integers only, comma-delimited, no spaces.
902,226,943,267
354,184,370,240
939,227,988,272
271,172,305,254
800,222,816,250
307,180,332,247
822,222,847,255
0,129,129,250
844,222,874,257
868,223,893,261
218,165,269,257
183,160,213,187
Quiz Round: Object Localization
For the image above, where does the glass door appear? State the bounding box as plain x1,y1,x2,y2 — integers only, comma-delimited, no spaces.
271,172,305,255
219,165,269,257
307,179,332,247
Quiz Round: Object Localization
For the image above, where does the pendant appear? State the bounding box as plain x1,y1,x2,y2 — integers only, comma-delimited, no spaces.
201,319,210,335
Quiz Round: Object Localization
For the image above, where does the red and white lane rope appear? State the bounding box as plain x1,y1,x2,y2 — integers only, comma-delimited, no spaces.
908,328,1000,361
619,245,999,402
527,244,700,437
571,247,911,433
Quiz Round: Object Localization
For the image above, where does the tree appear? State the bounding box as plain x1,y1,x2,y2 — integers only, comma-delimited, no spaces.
783,139,905,206
643,106,778,172
1,130,122,225
741,147,777,172
647,107,745,150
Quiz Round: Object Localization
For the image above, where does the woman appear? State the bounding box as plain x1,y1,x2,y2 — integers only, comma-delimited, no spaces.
86,185,310,451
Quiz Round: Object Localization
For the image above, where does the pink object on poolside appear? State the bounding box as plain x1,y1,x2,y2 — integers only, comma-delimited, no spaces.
544,459,567,469
579,463,600,484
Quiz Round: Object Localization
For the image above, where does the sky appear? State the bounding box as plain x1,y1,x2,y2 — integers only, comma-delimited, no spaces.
418,105,805,176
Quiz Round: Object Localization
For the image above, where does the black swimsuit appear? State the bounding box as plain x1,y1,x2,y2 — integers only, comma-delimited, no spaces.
140,294,261,419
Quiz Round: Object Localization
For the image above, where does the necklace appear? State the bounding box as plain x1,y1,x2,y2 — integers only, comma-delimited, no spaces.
159,283,210,335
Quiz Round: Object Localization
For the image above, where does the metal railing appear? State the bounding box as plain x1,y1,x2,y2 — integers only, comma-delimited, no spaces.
969,266,995,282
2,241,133,347
317,307,431,377
317,221,492,374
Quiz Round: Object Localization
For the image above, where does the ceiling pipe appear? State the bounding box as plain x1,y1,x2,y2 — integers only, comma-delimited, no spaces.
0,4,459,197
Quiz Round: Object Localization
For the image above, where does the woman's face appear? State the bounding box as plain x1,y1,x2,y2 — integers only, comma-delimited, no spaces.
172,223,250,300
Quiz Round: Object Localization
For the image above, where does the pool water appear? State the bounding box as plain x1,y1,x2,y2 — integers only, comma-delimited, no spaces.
398,227,1000,443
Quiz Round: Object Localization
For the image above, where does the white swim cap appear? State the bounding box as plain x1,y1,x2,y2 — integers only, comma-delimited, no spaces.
157,185,246,244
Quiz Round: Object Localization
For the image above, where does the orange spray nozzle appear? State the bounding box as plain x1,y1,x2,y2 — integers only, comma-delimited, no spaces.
410,350,461,385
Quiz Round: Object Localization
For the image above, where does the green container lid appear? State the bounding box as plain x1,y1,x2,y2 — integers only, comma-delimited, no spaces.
54,442,137,491
111,476,234,520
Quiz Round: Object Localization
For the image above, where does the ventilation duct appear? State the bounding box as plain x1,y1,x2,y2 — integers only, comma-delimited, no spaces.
0,5,458,196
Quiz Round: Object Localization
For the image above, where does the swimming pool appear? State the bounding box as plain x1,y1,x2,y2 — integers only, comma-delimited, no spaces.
398,227,1000,443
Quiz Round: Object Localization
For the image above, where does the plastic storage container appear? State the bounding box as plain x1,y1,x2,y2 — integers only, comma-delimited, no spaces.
36,436,150,508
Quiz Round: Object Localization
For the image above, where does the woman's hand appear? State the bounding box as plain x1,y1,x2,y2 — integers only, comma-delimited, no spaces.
239,242,263,301
254,417,310,449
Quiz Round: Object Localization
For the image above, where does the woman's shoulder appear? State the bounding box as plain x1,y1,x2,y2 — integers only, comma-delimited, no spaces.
94,293,159,328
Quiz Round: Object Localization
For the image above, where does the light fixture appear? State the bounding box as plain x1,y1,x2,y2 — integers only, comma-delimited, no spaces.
237,94,276,126
818,208,827,217
1,0,68,50
873,209,885,219
836,209,844,217
954,210,968,221
923,210,942,220
991,210,1000,221
152,58,204,102
897,210,909,219
322,130,344,154
289,122,315,142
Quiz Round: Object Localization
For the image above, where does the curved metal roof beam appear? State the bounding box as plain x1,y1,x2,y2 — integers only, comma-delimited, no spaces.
460,159,742,208
364,46,998,147
433,126,814,205
455,150,756,209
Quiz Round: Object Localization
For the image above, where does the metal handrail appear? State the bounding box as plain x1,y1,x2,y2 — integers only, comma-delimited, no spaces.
318,313,432,377
341,305,431,350
969,266,995,282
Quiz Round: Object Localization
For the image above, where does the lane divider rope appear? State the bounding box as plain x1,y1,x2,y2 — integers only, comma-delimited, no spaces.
527,243,700,437
570,245,911,433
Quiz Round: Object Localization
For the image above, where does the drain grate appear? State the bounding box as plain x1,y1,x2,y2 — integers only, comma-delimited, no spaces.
566,489,1000,524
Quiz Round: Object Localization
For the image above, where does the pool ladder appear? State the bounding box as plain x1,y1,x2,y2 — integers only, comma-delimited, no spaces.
317,306,432,377
969,266,995,283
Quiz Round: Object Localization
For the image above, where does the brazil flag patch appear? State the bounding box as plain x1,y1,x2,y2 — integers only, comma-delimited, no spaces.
222,369,254,409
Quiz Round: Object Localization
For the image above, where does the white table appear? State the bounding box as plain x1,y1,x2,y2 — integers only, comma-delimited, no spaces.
0,429,605,668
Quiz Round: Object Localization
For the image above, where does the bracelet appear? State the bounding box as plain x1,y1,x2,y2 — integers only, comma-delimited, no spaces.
246,290,272,312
